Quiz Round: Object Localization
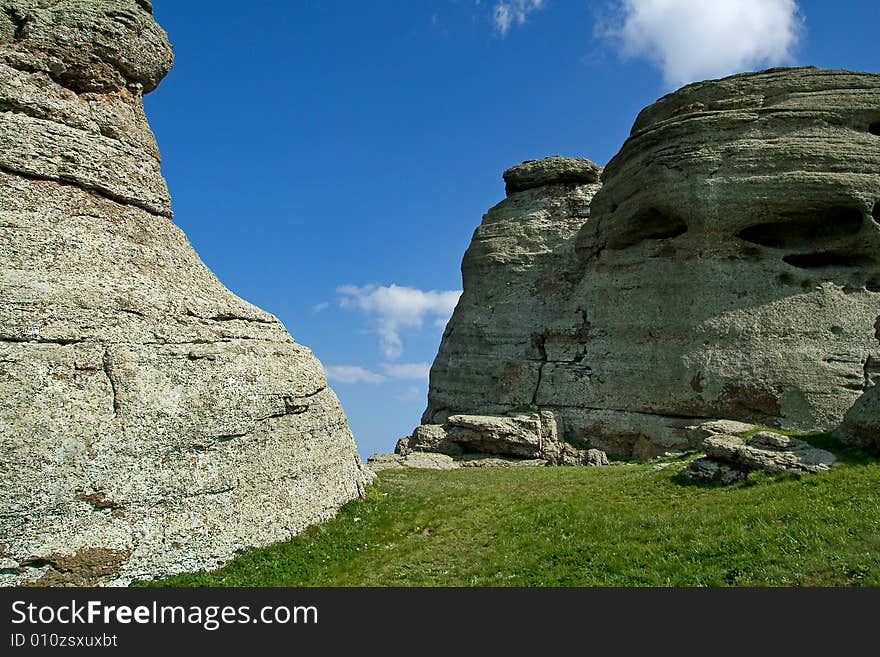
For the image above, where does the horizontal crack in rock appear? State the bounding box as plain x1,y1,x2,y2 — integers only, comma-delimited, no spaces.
0,162,171,217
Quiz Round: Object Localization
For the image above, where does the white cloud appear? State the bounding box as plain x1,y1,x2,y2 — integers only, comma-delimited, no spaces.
324,365,386,385
338,284,461,360
324,362,431,387
311,301,330,313
602,0,802,88
381,362,432,380
493,0,545,35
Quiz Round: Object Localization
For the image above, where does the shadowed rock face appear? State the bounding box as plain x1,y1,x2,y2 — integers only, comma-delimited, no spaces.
0,0,368,586
420,67,880,459
835,382,880,454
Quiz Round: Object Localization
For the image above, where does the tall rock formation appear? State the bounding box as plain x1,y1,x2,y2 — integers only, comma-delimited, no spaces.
424,157,602,423
418,67,880,460
0,0,368,586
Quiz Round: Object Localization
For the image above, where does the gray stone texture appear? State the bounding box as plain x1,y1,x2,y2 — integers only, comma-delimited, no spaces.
703,432,836,474
0,0,367,586
394,410,608,467
835,382,880,453
420,68,880,459
680,457,747,485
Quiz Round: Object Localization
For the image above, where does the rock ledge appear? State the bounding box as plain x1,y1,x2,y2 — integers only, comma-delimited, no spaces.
503,156,601,195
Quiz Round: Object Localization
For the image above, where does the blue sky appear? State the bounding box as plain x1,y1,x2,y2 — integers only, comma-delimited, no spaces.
145,1,879,458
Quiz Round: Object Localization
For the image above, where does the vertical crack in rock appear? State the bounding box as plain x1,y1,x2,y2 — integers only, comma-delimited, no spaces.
531,333,547,407
101,348,120,421
3,6,29,40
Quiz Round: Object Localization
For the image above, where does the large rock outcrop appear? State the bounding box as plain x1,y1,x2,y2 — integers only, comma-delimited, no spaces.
423,157,602,423
418,67,880,460
0,0,368,586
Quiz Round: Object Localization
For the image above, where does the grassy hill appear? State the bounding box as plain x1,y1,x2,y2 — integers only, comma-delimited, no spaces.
140,438,880,587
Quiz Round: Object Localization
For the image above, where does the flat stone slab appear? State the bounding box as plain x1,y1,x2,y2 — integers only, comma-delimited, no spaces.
503,156,601,195
686,420,756,446
367,452,459,472
457,455,548,468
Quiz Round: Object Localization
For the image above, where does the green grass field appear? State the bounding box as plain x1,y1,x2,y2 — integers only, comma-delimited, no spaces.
140,437,880,587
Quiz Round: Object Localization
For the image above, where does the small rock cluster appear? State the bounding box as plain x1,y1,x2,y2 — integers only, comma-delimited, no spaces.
681,421,837,484
368,411,608,471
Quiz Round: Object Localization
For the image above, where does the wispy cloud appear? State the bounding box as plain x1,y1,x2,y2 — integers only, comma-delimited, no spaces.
381,362,432,381
395,386,425,402
599,0,803,88
325,362,431,386
324,365,385,385
311,301,330,313
338,284,461,360
493,0,545,35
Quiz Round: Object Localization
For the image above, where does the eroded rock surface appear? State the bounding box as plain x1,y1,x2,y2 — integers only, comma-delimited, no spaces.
0,0,367,586
418,68,880,459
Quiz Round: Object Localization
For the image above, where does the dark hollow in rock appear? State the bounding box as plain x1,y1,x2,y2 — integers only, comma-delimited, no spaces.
872,201,880,223
869,121,880,136
736,206,862,249
607,207,688,250
783,251,874,269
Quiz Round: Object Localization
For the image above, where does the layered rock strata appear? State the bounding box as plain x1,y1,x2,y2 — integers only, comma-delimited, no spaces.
417,68,880,460
0,0,367,586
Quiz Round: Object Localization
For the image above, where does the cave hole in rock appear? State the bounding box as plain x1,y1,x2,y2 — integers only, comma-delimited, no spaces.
869,121,880,136
865,275,880,292
872,201,880,223
608,207,687,250
736,206,863,249
782,251,874,269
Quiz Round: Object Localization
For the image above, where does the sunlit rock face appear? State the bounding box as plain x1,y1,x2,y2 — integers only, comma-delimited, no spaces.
420,68,880,459
0,0,368,586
